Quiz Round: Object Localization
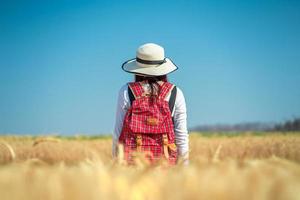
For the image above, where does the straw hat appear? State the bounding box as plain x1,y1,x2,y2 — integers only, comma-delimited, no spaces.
122,43,178,76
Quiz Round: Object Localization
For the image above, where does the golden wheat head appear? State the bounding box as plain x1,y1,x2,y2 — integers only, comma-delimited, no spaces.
33,137,61,146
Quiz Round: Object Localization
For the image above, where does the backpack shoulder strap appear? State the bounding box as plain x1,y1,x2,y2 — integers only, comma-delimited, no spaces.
159,82,174,100
128,82,144,104
168,86,177,114
128,85,135,105
159,82,177,114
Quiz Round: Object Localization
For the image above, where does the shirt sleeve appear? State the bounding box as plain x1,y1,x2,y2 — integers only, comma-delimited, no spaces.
112,84,130,157
173,87,189,158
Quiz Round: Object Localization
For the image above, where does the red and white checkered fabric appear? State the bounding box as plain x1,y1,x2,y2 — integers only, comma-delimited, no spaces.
119,81,177,165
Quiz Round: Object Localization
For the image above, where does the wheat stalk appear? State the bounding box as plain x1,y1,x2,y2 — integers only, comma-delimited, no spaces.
117,144,126,165
0,141,16,161
213,144,222,162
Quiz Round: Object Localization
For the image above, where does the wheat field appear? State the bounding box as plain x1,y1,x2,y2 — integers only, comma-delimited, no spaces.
0,133,300,200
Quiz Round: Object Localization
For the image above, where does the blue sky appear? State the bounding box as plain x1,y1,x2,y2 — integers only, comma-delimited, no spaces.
0,0,300,134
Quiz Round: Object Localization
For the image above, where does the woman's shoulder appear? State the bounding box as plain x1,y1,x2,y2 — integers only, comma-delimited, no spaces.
117,83,132,104
119,83,129,91
169,83,184,96
169,84,185,103
117,83,130,98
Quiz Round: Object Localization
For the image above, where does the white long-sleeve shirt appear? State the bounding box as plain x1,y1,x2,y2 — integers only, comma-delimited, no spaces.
112,82,189,158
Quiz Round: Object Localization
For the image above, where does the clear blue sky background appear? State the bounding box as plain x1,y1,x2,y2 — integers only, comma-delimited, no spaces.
0,0,300,134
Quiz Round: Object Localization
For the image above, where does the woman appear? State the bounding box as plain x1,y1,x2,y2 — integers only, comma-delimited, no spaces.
113,43,189,165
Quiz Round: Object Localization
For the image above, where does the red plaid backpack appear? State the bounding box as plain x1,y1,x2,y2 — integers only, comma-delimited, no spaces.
118,80,177,165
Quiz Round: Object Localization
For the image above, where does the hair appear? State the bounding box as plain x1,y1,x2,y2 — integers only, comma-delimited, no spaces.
134,75,168,98
135,75,168,83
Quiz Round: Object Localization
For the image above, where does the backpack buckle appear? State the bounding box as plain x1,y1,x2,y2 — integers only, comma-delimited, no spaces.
136,134,142,152
162,134,169,159
162,134,168,145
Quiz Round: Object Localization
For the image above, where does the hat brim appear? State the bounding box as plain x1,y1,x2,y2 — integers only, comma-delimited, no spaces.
122,58,178,76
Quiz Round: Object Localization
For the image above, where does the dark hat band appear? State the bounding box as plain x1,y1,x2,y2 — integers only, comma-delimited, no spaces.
136,57,166,65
